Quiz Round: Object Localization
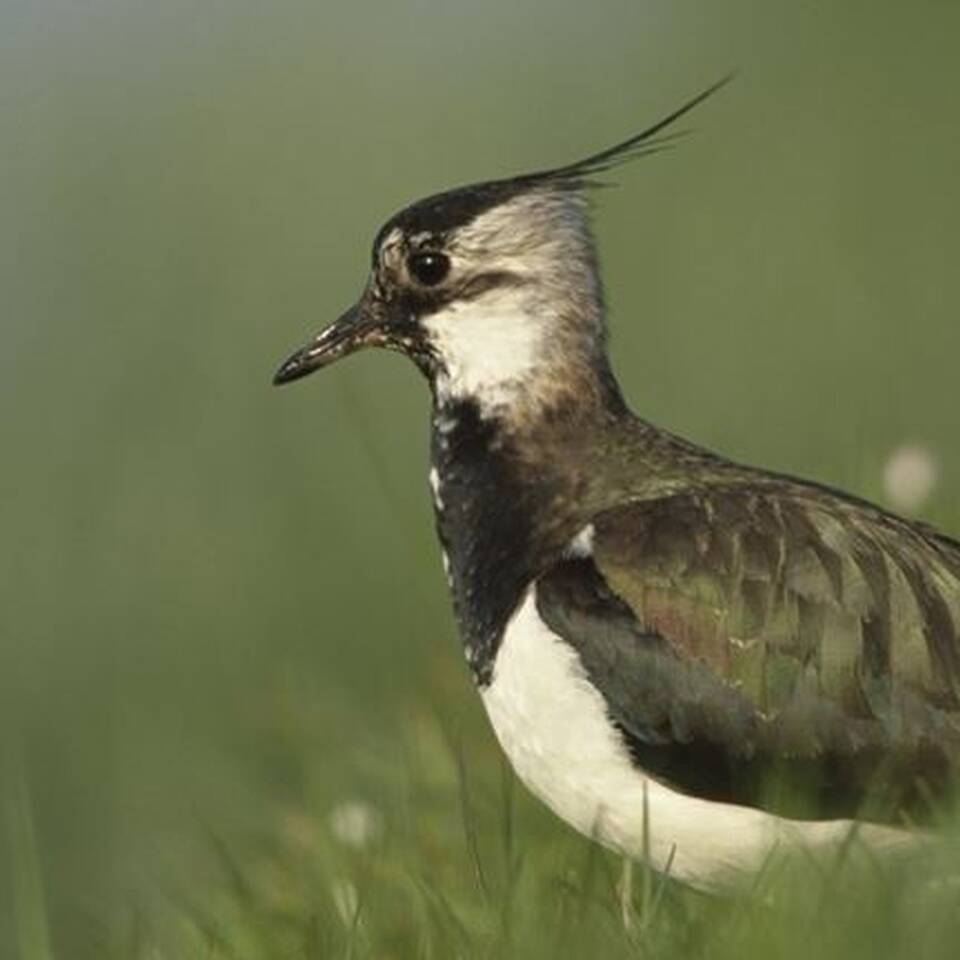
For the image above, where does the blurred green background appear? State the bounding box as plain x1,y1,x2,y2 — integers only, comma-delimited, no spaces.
2,1,959,956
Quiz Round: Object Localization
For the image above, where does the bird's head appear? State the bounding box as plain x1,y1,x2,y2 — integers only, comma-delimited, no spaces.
273,80,728,422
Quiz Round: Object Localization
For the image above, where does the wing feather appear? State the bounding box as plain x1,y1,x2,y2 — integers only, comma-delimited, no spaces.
536,484,960,821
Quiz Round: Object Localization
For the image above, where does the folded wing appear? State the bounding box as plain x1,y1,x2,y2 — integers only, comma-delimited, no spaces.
536,485,960,822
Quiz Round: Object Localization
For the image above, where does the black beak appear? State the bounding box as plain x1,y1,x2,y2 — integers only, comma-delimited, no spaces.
272,302,378,386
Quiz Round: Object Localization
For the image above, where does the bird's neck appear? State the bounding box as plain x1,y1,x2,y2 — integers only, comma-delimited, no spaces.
429,368,628,684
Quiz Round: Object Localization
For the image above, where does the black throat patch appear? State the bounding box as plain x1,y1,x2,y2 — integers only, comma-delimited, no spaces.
430,398,574,686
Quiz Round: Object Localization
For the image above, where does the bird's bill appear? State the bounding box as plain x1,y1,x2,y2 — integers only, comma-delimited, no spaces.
272,301,381,386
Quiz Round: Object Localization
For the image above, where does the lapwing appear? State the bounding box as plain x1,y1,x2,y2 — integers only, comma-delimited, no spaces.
273,83,960,893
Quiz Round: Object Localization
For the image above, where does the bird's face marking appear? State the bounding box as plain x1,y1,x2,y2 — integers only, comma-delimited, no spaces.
360,191,605,415
272,189,610,419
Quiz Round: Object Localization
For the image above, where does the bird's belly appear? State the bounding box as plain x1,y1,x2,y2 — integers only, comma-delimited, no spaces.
480,584,913,893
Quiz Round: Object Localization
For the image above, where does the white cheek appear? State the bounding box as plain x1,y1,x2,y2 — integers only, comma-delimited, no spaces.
422,297,548,413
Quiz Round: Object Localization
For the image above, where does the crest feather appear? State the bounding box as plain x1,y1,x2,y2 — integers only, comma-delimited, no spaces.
376,77,733,246
514,74,734,189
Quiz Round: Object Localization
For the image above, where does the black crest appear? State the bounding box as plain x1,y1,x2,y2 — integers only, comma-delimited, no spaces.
374,76,732,249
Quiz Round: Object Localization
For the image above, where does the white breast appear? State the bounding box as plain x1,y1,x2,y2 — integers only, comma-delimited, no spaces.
481,584,915,893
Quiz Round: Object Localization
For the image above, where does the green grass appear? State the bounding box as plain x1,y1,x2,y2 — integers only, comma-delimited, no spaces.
5,751,54,960
9,688,960,960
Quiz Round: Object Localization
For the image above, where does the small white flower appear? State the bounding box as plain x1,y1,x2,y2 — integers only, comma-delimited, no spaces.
882,443,939,512
328,801,382,849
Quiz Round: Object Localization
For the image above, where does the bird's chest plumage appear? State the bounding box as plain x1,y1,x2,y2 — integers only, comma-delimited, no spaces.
428,395,599,681
428,400,548,683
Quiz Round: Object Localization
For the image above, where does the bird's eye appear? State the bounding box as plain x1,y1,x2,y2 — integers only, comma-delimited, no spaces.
407,251,450,286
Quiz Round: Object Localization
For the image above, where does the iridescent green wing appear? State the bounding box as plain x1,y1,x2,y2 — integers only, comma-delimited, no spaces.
536,484,960,820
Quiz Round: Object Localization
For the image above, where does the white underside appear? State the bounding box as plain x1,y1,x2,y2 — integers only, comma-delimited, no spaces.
481,584,916,894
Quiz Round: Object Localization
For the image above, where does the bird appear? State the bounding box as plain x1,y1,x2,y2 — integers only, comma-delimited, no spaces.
272,81,960,894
